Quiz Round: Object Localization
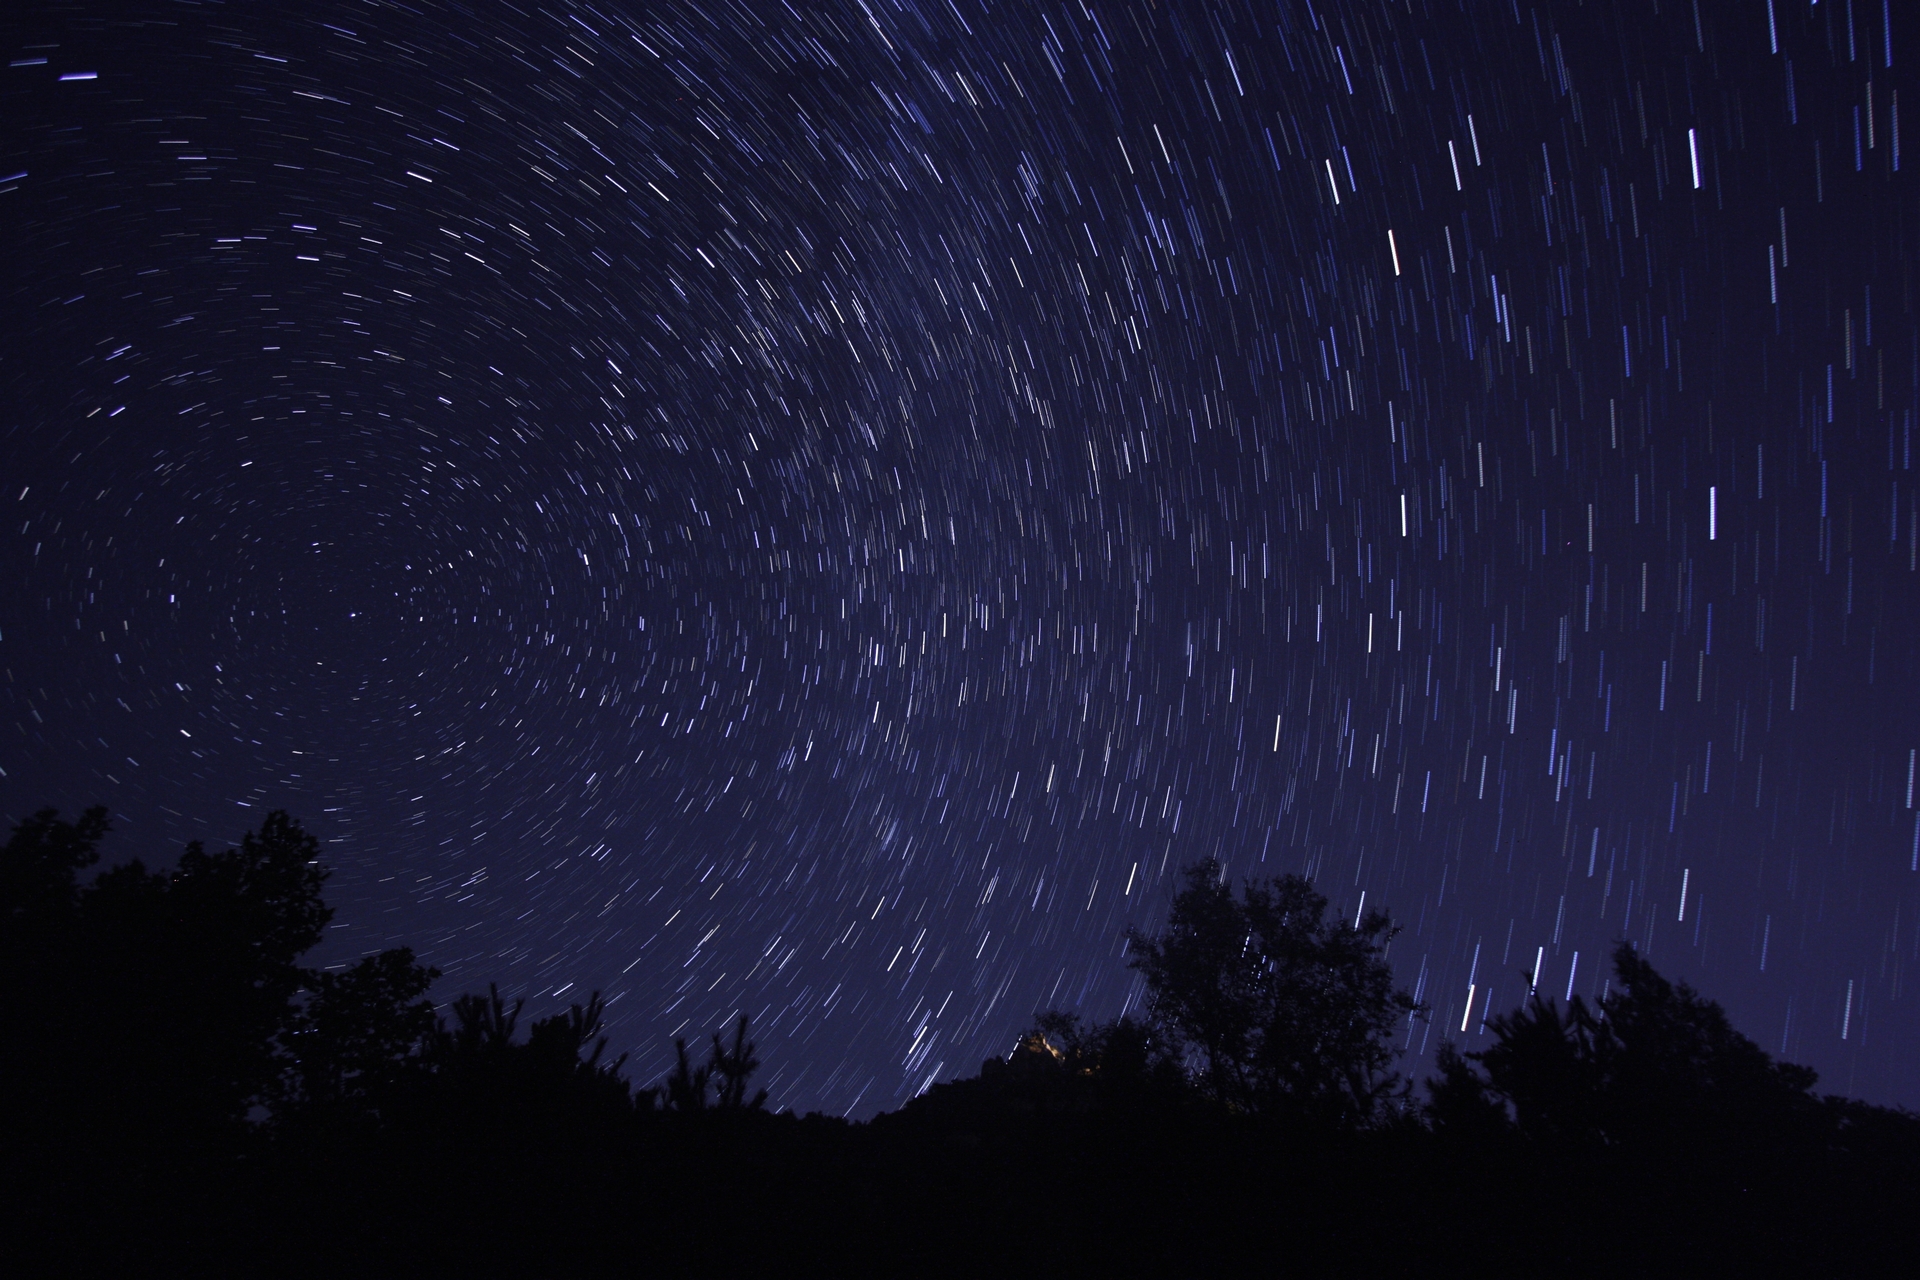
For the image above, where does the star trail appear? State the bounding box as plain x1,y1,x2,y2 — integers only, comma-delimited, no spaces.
3,0,1916,1115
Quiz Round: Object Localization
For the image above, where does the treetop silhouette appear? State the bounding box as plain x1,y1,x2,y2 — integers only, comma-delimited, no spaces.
662,1014,770,1112
1427,941,1846,1155
3,804,342,1141
1124,858,1420,1126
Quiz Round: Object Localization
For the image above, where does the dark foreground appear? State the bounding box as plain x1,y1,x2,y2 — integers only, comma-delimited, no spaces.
11,1068,1918,1279
6,807,1916,1276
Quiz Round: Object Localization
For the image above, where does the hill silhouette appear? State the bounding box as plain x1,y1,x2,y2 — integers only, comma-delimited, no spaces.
4,807,1916,1277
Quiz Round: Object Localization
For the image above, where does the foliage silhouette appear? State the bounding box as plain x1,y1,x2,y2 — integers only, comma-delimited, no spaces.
377,982,641,1142
1026,1010,1187,1100
662,1014,770,1111
0,804,110,924
1124,858,1420,1125
899,1011,1192,1136
2,806,353,1146
663,1032,715,1112
1427,941,1833,1153
7,805,1920,1279
1419,942,1920,1272
710,1013,771,1110
0,807,112,1039
277,946,441,1120
442,982,530,1070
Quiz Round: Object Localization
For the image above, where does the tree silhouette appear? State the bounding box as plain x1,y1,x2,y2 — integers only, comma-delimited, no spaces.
1126,858,1419,1126
1028,1011,1189,1106
0,805,110,925
278,947,441,1120
91,811,337,1131
914,1010,1192,1121
1,807,349,1146
524,990,634,1114
661,1015,769,1111
1030,1011,1168,1083
7,802,1920,1278
1,807,114,1151
663,1034,715,1112
5,808,455,1148
444,983,526,1058
411,983,636,1123
1429,942,1828,1154
710,1014,769,1110
1,807,112,1019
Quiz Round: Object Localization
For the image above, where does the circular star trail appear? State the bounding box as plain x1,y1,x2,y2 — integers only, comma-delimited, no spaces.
3,0,1916,1113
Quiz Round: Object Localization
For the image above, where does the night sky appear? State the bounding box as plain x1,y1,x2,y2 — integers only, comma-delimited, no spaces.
4,0,1916,1115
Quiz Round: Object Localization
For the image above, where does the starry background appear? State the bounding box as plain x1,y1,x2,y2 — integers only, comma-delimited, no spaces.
3,0,1916,1115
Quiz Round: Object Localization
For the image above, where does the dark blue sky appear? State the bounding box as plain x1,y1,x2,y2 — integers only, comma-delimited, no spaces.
4,0,1916,1115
